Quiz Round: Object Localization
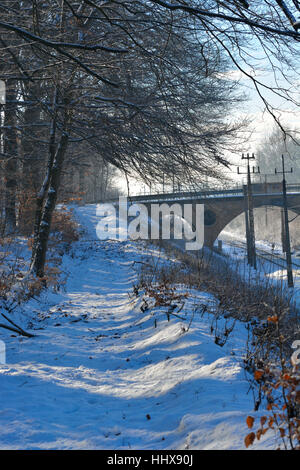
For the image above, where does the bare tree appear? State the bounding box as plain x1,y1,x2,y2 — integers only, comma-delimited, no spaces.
0,0,248,277
147,0,300,134
2,80,18,234
5,1,300,277
256,125,300,183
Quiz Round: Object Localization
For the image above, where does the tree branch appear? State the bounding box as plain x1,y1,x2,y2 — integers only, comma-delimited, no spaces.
149,0,300,37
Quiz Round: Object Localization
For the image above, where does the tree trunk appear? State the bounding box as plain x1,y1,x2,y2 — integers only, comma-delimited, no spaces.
31,88,58,262
3,81,18,234
30,130,69,277
22,82,42,193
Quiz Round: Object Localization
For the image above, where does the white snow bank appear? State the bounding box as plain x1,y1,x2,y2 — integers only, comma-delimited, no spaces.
0,204,276,450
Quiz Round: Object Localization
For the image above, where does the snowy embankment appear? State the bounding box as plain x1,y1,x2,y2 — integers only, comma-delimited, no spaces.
0,205,275,450
219,230,300,306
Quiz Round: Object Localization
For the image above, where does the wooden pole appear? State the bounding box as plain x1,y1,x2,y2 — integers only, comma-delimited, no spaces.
243,184,251,265
281,155,294,288
247,159,257,269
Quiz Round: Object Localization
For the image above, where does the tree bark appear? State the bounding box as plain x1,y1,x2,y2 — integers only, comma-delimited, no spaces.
22,81,42,194
30,93,71,278
30,129,69,277
3,81,18,234
31,88,58,262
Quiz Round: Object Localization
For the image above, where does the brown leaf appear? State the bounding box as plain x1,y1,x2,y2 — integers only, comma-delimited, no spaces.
282,373,291,381
246,416,255,429
254,370,264,381
260,416,267,426
245,432,256,448
267,316,278,323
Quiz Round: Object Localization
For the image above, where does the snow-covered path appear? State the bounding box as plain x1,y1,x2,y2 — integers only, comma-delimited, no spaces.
0,205,274,450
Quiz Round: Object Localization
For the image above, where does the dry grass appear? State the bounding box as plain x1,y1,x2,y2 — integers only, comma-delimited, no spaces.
135,239,299,367
135,239,300,448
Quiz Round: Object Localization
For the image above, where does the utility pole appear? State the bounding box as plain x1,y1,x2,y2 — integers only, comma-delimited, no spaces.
264,174,268,227
238,153,260,269
281,208,287,253
245,154,257,270
275,155,294,288
243,184,252,265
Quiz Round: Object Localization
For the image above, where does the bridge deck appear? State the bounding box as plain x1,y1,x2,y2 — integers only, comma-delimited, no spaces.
123,184,300,204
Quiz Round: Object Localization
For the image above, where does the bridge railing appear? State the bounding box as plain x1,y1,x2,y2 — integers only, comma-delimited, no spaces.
129,183,300,200
286,184,300,193
125,188,243,202
105,183,300,204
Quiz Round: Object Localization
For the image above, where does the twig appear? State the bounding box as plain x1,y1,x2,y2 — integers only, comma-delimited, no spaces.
0,312,35,338
0,322,34,338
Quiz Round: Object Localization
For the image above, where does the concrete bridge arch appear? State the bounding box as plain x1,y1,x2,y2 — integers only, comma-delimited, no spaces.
201,193,300,247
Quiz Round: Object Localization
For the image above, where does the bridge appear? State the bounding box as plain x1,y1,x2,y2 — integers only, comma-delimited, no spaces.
126,182,300,248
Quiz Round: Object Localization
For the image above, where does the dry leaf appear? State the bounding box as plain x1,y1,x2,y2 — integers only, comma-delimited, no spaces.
267,315,278,323
260,416,267,426
254,370,264,381
245,432,256,448
246,416,255,429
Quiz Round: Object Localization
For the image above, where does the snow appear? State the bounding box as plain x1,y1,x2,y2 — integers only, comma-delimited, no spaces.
218,230,300,307
0,204,277,450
